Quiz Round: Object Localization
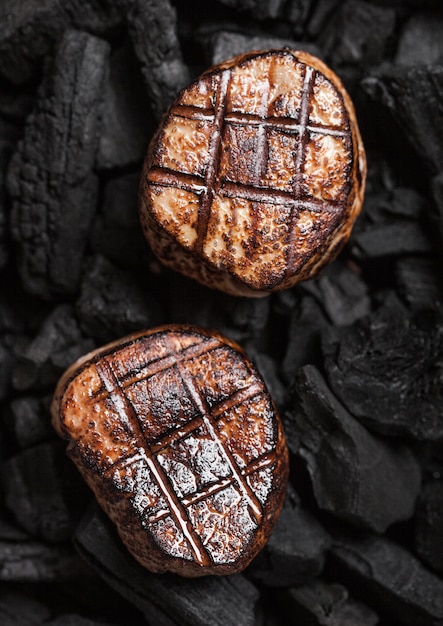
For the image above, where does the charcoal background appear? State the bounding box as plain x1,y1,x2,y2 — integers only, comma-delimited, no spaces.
1,0,443,624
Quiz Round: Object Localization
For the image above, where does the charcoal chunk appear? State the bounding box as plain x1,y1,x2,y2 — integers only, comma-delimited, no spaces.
1,441,84,542
247,486,331,586
0,539,83,581
125,0,190,119
431,171,443,246
320,0,396,83
362,64,443,174
74,505,259,626
395,12,443,66
282,295,329,383
415,482,443,576
329,532,443,626
210,31,321,66
167,272,270,344
12,304,94,392
216,0,313,22
5,395,53,448
0,589,51,626
395,257,443,310
91,172,151,270
0,0,121,84
285,366,421,532
97,42,153,171
301,260,370,327
47,616,122,626
8,30,110,297
284,579,379,626
351,221,433,259
76,255,162,343
323,294,443,440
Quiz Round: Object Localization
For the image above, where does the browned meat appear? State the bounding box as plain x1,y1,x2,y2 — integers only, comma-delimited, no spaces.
51,325,289,576
139,49,367,297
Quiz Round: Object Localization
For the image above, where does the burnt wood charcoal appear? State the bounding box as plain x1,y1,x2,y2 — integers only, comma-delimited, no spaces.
0,441,83,542
351,221,433,259
323,294,443,441
210,31,321,66
0,538,84,582
216,0,313,22
0,0,121,84
5,395,53,449
0,510,30,541
415,482,443,576
246,350,287,409
167,273,270,344
0,339,14,401
75,505,259,626
12,305,94,392
283,579,379,626
431,172,443,246
246,486,331,586
395,257,443,310
47,616,122,626
76,255,162,343
125,0,191,120
8,30,109,298
91,172,151,270
329,531,443,626
362,64,443,174
395,12,443,66
301,260,371,327
0,589,51,626
285,366,421,532
282,295,329,383
97,42,152,171
319,0,396,83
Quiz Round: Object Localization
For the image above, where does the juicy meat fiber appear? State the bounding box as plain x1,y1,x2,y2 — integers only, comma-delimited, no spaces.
139,49,366,297
51,325,289,577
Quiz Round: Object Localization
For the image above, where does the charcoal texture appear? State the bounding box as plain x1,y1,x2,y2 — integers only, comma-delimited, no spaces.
1,441,81,542
323,295,443,441
91,172,150,269
0,538,83,581
210,31,321,66
12,305,94,392
216,0,313,22
0,0,121,84
5,395,53,448
329,532,443,626
76,255,162,343
284,580,379,626
395,257,443,310
395,12,443,66
97,42,152,171
0,589,50,626
125,0,190,119
8,30,109,297
75,505,259,626
362,65,443,174
247,486,331,586
352,221,433,259
285,366,421,531
415,482,443,576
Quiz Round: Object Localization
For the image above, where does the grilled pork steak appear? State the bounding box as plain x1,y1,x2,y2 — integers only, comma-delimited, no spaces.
51,325,289,576
139,49,366,297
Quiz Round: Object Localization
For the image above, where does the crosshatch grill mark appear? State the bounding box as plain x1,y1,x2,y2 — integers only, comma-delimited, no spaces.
146,60,350,266
94,345,273,565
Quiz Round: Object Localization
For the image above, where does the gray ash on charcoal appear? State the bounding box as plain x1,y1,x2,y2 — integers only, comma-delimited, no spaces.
1,0,443,623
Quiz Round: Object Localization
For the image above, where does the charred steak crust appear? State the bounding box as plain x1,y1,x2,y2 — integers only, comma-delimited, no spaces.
51,325,289,577
139,49,366,297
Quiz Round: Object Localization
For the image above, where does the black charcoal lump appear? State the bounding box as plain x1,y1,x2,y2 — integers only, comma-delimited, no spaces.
285,366,421,532
5,395,53,449
415,482,443,576
247,486,331,586
12,304,94,392
76,255,162,343
323,294,443,441
329,531,443,626
0,589,50,626
395,12,443,66
1,441,81,542
8,30,109,297
75,505,259,626
284,579,379,626
125,0,190,120
362,64,443,174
